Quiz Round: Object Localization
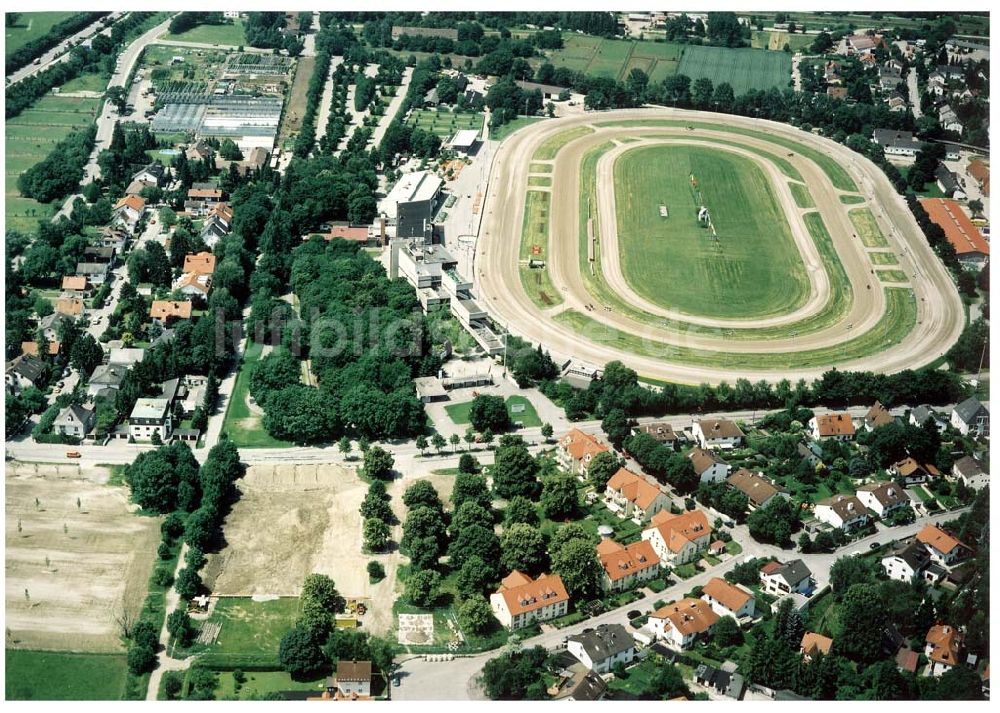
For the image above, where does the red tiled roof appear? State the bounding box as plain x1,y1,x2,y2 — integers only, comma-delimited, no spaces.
920,198,990,256
494,571,569,616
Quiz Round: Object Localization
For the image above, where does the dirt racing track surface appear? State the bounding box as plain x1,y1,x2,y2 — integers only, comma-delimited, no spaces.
476,108,964,385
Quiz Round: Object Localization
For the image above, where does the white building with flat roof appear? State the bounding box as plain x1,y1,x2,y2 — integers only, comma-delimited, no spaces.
380,170,443,240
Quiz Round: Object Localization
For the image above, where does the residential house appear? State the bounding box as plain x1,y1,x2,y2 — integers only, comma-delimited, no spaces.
885,92,908,112
935,165,967,200
648,598,719,650
75,261,112,286
701,577,755,620
951,397,989,438
99,226,130,252
131,162,166,187
916,525,970,567
694,665,745,700
333,660,371,699
128,397,173,442
882,540,930,583
125,176,156,197
824,60,842,83
925,625,963,677
809,412,856,441
952,455,989,490
890,457,941,485
855,481,908,519
642,509,712,566
878,66,903,92
814,494,871,531
557,428,610,478
927,72,948,96
150,300,193,326
909,404,947,433
634,421,679,448
566,624,636,674
692,419,744,450
938,104,964,134
20,341,60,358
175,272,212,301
185,139,213,162
688,447,730,484
800,632,834,661
604,468,670,523
596,538,661,592
864,401,895,431
53,404,95,438
490,571,569,630
798,442,821,468
87,363,129,398
760,559,813,597
846,33,879,55
55,297,85,318
827,85,848,100
871,128,924,157
38,313,73,341
108,348,146,367
61,275,90,295
5,354,46,393
200,203,233,247
113,195,146,232
726,468,786,511
896,647,920,674
550,667,607,701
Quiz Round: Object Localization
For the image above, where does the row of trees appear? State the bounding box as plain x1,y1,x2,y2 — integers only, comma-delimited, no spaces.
17,125,96,203
5,11,108,74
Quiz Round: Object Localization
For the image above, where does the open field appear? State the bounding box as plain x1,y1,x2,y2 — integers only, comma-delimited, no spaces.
677,45,791,94
202,462,398,636
5,91,102,234
5,650,127,700
5,11,77,59
407,109,482,138
750,30,815,52
544,34,682,84
277,55,315,148
5,466,161,653
613,143,809,319
849,207,889,247
220,343,295,448
212,670,327,700
164,18,246,46
489,116,546,141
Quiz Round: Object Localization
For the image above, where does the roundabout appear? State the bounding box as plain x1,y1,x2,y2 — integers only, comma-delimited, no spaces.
476,108,965,385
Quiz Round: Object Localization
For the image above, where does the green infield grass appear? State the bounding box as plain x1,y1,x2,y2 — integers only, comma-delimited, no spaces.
839,194,866,204
532,125,594,161
519,189,562,308
849,208,889,247
529,162,553,173
527,175,552,187
869,251,899,265
6,650,127,700
877,269,909,283
790,182,814,208
613,143,809,319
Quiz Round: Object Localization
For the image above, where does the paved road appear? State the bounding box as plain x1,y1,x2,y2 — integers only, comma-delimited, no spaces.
393,506,969,700
474,108,964,385
6,13,124,86
370,66,414,149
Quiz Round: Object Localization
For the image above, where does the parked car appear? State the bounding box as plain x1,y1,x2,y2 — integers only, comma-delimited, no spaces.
65,451,81,459
869,541,880,550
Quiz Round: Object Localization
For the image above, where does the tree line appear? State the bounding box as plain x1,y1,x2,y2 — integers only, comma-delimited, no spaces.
5,11,109,74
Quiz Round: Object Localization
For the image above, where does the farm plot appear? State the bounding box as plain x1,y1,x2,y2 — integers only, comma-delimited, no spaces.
201,462,398,636
545,35,683,84
5,92,101,234
5,650,127,701
407,109,482,138
676,45,792,94
5,468,161,653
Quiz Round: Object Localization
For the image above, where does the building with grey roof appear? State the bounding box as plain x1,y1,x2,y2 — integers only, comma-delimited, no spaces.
128,398,173,442
952,455,989,490
566,623,635,674
87,363,129,397
871,128,925,156
54,404,95,438
951,397,989,438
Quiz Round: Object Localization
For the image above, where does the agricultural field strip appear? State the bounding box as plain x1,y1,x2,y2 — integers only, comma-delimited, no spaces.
553,285,915,370
676,44,792,95
570,136,852,341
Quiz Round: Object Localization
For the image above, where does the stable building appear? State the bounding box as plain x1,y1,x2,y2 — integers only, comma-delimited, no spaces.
871,128,924,157
920,199,989,268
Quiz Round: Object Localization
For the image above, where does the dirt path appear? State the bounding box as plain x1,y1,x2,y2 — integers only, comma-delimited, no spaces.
475,107,964,384
145,543,191,700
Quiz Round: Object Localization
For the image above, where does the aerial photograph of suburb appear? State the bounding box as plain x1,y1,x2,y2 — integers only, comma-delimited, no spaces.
3,2,993,704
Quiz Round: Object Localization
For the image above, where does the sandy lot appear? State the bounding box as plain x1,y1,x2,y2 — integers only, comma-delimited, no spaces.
5,464,160,652
204,463,414,635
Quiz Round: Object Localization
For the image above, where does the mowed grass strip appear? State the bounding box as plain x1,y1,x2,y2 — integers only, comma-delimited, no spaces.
553,286,916,370
676,44,792,94
594,119,857,191
6,650,127,700
527,175,552,187
164,18,246,45
613,144,809,319
878,269,909,283
532,125,594,161
840,194,866,204
849,208,889,247
519,189,562,308
790,182,814,208
869,251,899,265
529,162,553,173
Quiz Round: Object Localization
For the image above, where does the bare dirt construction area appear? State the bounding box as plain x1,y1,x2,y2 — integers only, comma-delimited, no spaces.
202,462,402,636
5,462,161,653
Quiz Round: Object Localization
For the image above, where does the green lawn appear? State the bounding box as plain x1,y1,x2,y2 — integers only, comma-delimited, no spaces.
725,540,742,555
869,251,899,265
790,182,814,208
219,343,296,448
445,395,541,429
490,116,546,141
519,189,562,308
677,44,792,94
877,269,909,283
165,18,246,46
544,34,683,84
529,162,553,173
212,670,327,700
186,597,302,668
532,126,594,161
5,11,77,59
6,650,127,700
839,194,866,204
58,71,110,93
849,208,889,247
527,175,552,187
614,143,809,319
408,109,482,138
